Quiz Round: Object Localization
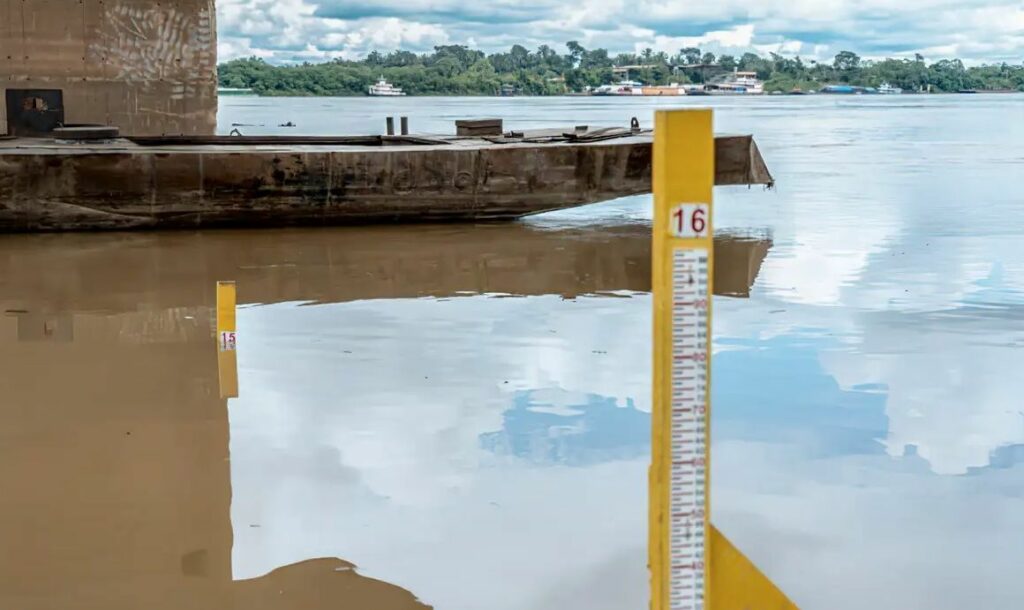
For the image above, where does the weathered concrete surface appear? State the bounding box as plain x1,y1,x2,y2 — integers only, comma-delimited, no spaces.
0,134,773,232
0,0,217,136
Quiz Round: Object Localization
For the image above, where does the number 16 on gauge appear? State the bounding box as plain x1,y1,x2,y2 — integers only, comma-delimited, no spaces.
670,204,709,238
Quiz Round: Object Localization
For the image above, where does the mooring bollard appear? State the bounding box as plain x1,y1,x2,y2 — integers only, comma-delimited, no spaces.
400,116,409,135
385,117,395,136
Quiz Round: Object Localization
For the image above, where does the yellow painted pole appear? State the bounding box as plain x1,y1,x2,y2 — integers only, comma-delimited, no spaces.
216,281,239,399
650,109,798,610
651,109,715,610
217,281,237,341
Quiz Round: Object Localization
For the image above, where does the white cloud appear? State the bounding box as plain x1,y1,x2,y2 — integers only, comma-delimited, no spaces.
215,0,1024,64
640,24,758,56
317,19,448,52
229,295,652,609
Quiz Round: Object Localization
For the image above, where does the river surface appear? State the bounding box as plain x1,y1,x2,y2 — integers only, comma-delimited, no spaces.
2,94,1024,609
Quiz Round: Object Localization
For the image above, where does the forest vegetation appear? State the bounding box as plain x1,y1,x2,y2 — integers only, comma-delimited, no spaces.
219,44,1024,96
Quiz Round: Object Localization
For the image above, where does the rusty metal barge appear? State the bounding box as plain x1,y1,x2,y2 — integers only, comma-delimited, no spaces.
0,130,772,232
0,0,772,233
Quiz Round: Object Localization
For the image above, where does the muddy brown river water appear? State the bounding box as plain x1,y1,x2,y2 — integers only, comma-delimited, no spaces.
2,94,1023,609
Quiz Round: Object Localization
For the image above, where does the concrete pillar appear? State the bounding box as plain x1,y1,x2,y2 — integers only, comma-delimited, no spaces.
0,0,218,136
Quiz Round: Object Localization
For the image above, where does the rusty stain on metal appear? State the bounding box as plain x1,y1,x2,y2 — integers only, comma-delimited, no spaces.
0,134,773,232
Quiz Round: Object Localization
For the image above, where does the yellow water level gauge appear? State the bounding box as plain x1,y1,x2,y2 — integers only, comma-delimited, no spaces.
650,108,798,610
217,281,239,399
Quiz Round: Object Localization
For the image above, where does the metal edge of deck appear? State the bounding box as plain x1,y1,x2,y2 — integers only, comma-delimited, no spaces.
650,107,716,610
0,134,772,187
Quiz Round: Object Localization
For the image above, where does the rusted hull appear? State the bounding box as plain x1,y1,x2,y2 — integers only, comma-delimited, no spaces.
0,135,771,232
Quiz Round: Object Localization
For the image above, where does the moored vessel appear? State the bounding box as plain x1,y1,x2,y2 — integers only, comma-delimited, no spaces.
0,126,773,232
368,77,406,96
706,70,765,95
593,80,645,96
640,84,689,96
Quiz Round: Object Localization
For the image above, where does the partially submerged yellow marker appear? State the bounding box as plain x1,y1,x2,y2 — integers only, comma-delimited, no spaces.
649,109,798,610
216,281,239,399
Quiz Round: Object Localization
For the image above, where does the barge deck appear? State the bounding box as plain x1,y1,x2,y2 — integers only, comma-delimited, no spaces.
0,130,772,232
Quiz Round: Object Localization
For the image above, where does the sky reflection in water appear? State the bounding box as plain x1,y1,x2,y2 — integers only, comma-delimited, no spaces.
0,95,1021,610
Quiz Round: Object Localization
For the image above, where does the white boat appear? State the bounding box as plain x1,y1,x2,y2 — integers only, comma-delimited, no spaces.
592,80,645,96
707,70,765,95
368,77,405,96
878,82,903,94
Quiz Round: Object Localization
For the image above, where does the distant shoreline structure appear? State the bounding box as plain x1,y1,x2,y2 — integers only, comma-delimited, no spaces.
368,76,406,96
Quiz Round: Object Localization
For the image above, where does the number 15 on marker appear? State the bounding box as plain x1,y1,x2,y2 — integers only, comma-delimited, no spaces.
669,204,709,238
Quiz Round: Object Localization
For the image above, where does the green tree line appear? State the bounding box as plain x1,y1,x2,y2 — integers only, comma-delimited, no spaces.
219,43,1024,96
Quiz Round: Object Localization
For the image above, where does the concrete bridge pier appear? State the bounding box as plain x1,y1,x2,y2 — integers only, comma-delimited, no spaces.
0,0,218,136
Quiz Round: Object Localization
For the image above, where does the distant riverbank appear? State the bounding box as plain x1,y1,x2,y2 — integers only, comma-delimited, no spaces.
219,45,1024,97
221,88,1023,98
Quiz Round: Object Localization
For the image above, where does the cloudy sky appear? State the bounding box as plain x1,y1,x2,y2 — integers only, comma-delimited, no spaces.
216,0,1024,64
